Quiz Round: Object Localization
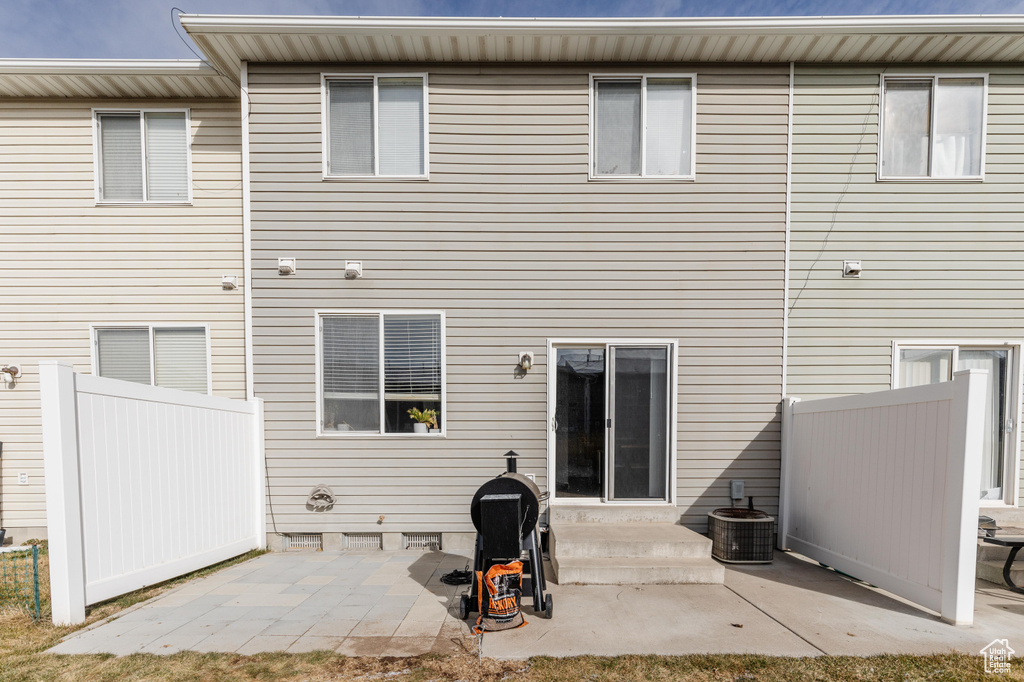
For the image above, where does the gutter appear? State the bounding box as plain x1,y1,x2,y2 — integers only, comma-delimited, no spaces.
782,61,794,399
241,63,254,400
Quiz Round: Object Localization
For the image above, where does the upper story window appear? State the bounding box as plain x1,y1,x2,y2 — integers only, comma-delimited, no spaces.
94,325,210,394
318,311,444,436
95,110,190,202
590,75,695,179
323,75,428,178
880,75,986,180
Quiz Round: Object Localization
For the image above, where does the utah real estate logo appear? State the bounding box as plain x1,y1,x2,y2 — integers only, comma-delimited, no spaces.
981,639,1014,675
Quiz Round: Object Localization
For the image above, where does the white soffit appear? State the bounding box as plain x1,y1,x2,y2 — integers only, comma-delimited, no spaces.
180,14,1024,78
0,60,237,98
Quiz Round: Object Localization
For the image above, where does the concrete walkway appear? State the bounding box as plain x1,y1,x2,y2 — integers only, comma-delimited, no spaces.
50,550,1024,658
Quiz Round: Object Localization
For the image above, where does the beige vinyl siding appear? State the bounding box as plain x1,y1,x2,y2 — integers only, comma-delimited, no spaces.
0,98,245,541
248,63,788,534
787,65,1024,501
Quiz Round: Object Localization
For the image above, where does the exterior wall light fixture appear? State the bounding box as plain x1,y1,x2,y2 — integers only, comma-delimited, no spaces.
518,352,534,371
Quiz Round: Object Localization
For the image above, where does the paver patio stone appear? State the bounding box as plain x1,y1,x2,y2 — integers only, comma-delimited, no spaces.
237,635,299,654
334,636,394,656
348,619,403,637
305,618,359,637
287,634,346,652
394,618,443,639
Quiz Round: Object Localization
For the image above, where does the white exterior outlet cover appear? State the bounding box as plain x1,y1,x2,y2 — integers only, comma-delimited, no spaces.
843,260,862,278
18,472,28,485
221,275,238,290
278,258,297,275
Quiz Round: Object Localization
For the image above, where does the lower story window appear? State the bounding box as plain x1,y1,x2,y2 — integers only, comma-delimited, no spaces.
94,325,210,394
319,311,444,435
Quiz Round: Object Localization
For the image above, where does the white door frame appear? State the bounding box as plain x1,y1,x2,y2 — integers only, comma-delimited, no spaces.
546,338,679,506
892,339,1023,507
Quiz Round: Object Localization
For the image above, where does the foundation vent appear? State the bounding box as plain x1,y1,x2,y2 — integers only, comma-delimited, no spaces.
344,533,383,550
404,532,442,551
283,533,323,551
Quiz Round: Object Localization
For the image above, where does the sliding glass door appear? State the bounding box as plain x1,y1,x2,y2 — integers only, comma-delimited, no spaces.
897,344,1016,502
552,343,673,503
609,346,670,501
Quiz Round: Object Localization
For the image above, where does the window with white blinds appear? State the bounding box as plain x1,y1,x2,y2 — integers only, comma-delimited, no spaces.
324,75,427,177
153,328,208,393
319,312,444,435
384,315,442,400
592,75,695,178
95,326,209,394
96,328,151,385
321,315,381,433
96,110,190,202
880,75,986,179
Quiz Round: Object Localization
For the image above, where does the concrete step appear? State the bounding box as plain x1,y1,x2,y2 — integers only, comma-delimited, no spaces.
548,505,681,525
977,539,1013,562
551,522,711,559
977,559,1024,589
982,508,1024,526
553,555,725,585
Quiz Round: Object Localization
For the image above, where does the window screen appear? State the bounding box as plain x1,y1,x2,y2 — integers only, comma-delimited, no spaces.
595,80,642,176
98,114,144,201
328,80,374,175
96,328,151,385
327,77,425,176
153,327,208,393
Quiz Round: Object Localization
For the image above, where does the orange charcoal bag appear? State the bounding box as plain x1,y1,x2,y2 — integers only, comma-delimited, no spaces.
473,561,527,633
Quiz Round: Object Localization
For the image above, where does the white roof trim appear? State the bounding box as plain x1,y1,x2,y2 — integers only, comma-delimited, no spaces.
179,13,1024,35
0,59,237,99
0,59,220,76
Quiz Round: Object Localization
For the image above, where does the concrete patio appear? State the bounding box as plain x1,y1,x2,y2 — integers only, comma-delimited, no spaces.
49,549,1024,659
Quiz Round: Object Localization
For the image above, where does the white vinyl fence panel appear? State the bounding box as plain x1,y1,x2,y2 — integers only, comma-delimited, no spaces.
779,369,986,625
41,360,265,624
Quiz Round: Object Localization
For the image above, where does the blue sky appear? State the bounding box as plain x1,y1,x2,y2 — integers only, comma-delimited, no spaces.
2,0,1024,59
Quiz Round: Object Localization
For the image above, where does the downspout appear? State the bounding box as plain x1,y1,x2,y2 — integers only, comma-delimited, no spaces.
782,61,794,399
241,62,254,399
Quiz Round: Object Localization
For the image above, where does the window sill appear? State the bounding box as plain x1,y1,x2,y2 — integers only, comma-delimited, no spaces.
316,431,446,438
95,201,194,206
588,175,696,182
322,175,430,182
876,176,984,183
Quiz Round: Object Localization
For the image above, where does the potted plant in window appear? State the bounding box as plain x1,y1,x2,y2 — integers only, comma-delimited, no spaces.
407,407,438,434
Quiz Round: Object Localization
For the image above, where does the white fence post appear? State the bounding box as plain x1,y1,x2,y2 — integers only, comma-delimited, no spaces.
777,397,799,551
942,369,986,625
39,360,87,625
250,397,267,550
